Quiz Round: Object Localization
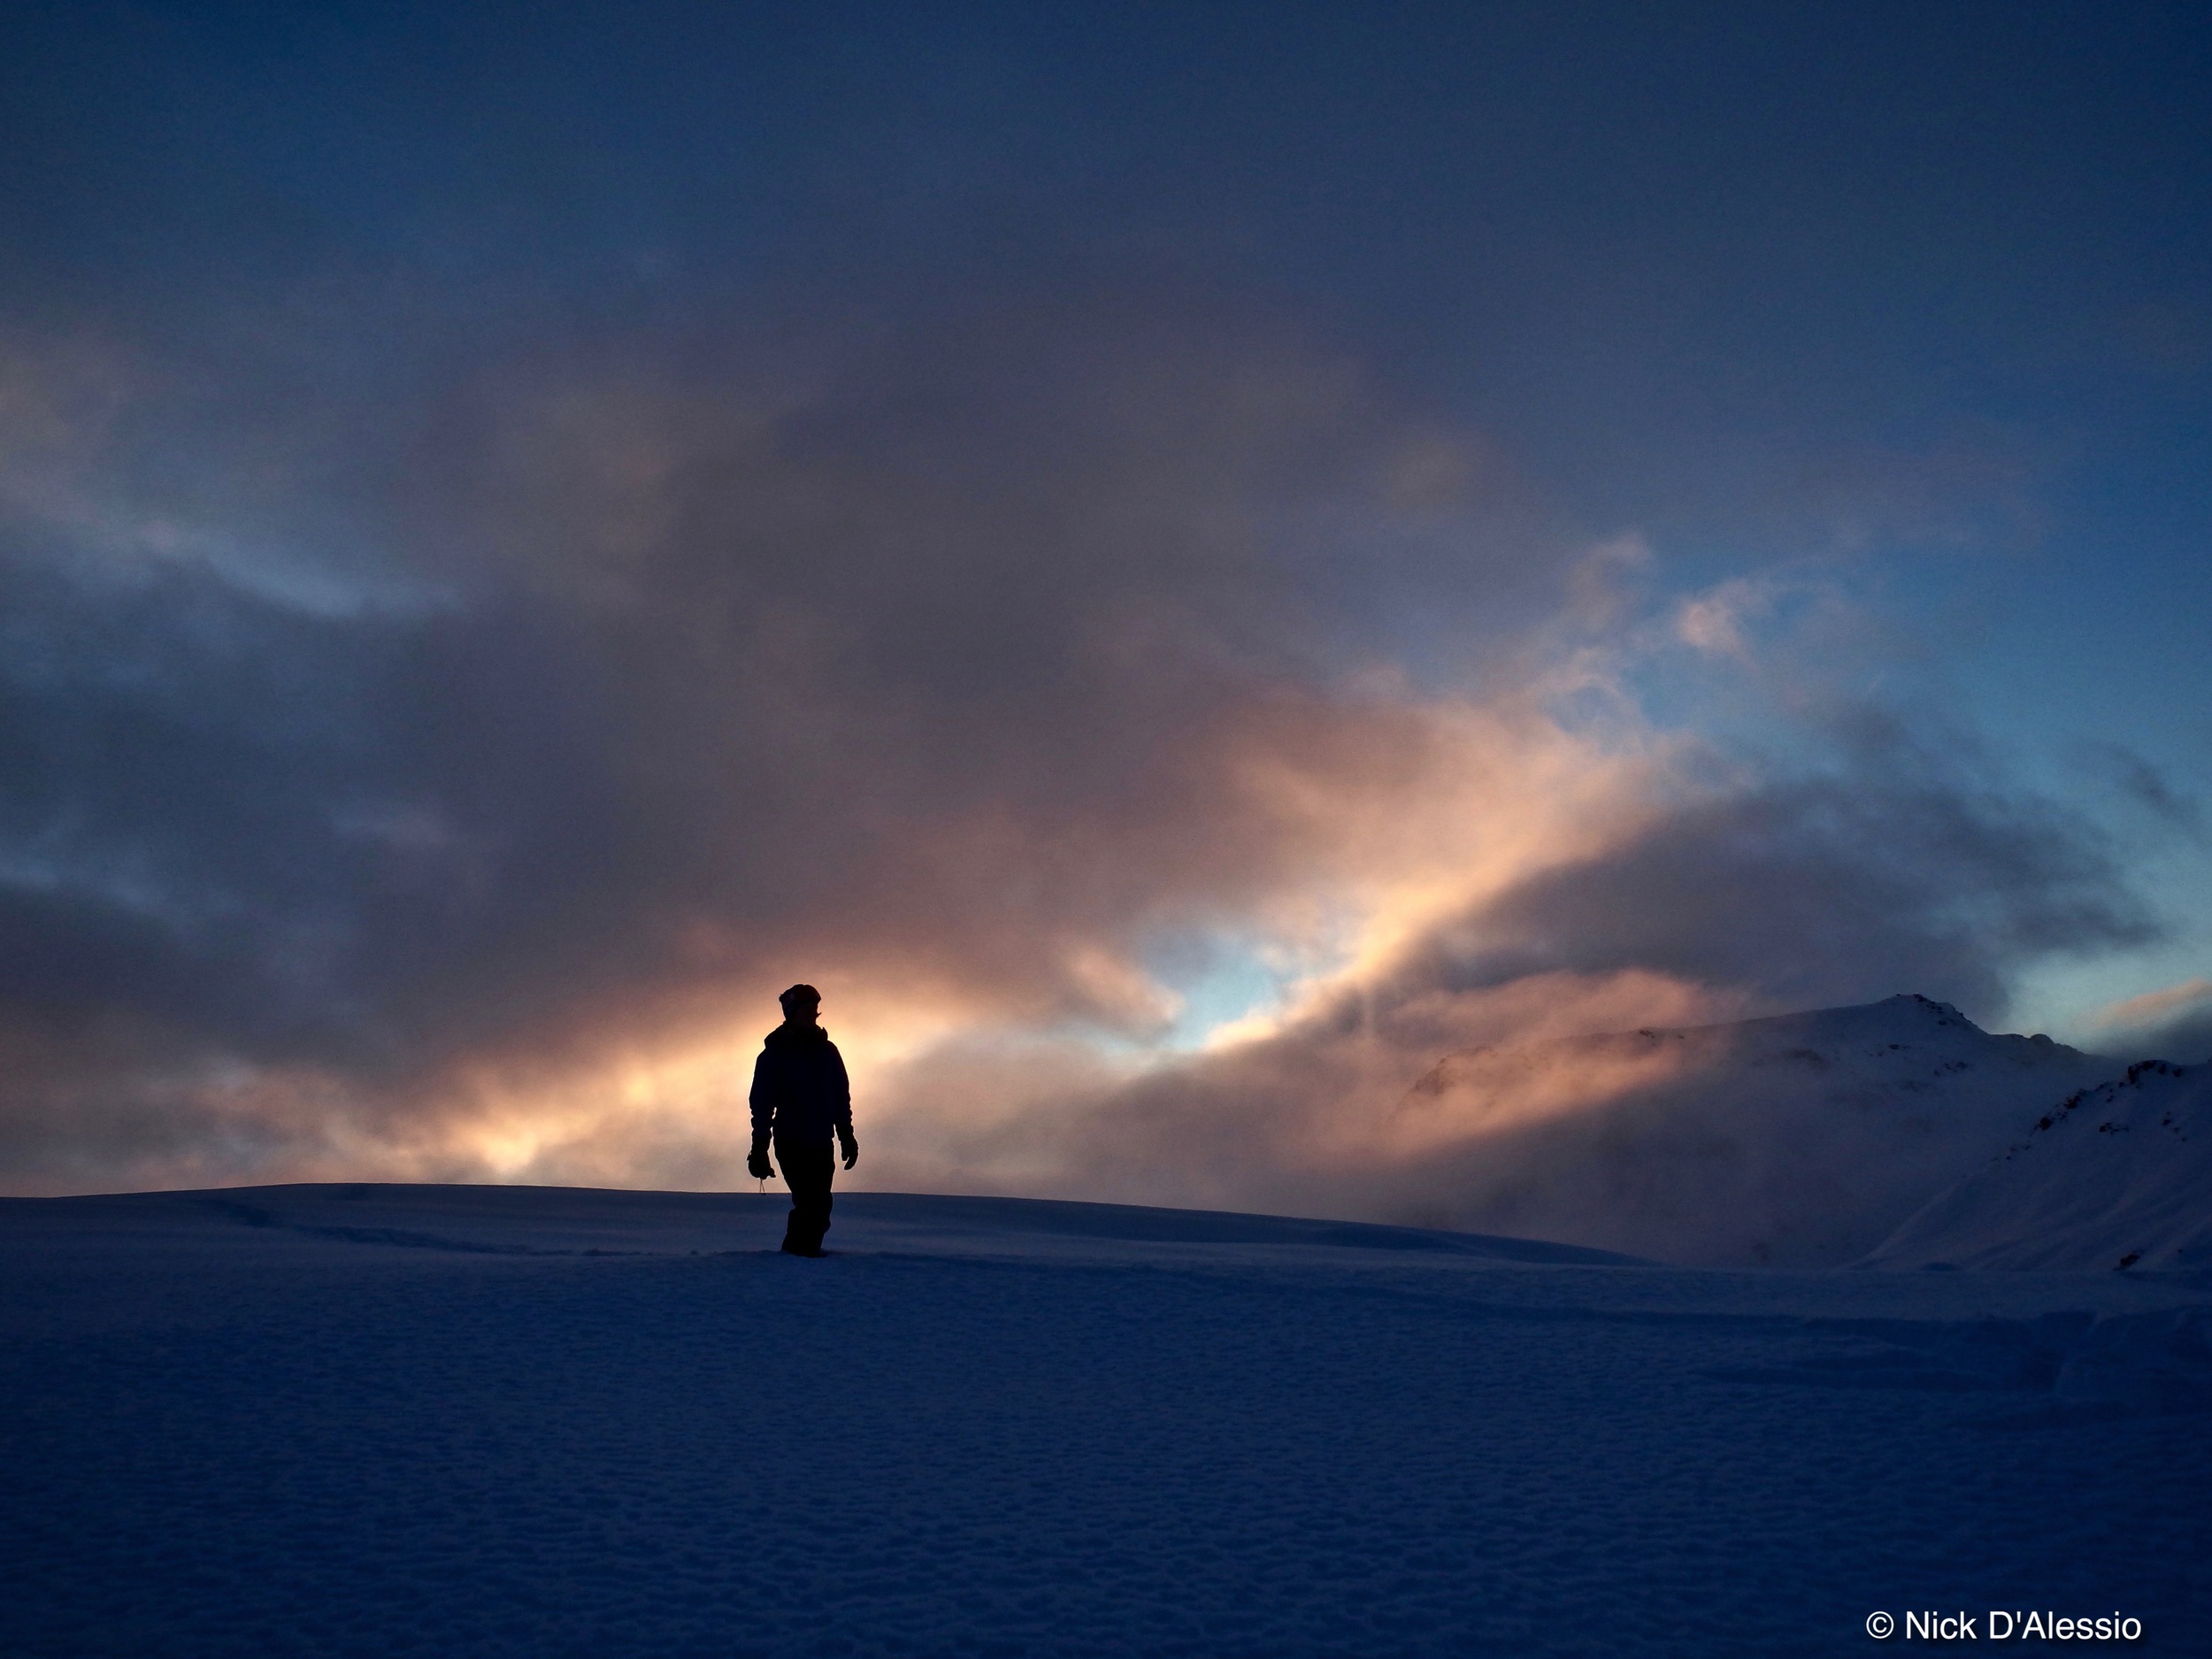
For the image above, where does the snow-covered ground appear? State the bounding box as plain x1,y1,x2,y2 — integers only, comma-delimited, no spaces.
4,1184,2207,1656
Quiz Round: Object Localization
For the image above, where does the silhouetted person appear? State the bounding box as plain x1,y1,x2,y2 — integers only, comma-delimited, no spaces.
746,984,857,1256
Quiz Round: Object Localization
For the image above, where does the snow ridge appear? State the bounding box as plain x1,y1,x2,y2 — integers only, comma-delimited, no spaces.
1867,1060,2212,1271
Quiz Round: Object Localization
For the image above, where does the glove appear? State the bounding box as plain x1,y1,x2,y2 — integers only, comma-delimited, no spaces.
747,1145,774,1181
839,1132,859,1171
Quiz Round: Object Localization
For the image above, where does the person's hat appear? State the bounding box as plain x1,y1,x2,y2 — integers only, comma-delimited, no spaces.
778,983,821,1012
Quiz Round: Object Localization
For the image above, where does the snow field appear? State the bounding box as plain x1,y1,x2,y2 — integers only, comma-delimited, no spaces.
1,1186,2207,1657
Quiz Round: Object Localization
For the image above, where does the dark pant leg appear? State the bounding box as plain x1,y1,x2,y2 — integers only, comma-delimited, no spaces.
773,1137,834,1254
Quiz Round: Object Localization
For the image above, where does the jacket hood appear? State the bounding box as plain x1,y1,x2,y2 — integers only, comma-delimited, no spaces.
764,1022,831,1048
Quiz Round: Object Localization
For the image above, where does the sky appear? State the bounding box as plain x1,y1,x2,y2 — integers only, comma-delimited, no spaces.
2,0,2208,1202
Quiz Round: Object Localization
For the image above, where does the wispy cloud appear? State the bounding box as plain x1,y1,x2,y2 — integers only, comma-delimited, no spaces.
2091,976,2212,1034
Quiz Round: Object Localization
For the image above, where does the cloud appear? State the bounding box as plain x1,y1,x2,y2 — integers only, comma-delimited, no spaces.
858,713,2155,1232
2090,977,2212,1064
0,283,1625,1191
1672,578,1769,659
0,280,2166,1200
2093,977,2212,1032
2067,741,2204,834
1417,714,2156,1018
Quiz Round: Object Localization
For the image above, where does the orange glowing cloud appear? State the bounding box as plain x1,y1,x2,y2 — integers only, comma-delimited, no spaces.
2090,977,2212,1033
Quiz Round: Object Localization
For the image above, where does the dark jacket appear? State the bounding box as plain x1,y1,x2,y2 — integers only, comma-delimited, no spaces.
749,1023,853,1148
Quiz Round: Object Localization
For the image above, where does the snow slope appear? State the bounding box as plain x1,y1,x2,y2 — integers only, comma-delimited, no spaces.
3,1183,2208,1657
1396,995,2116,1268
1869,1061,2212,1271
